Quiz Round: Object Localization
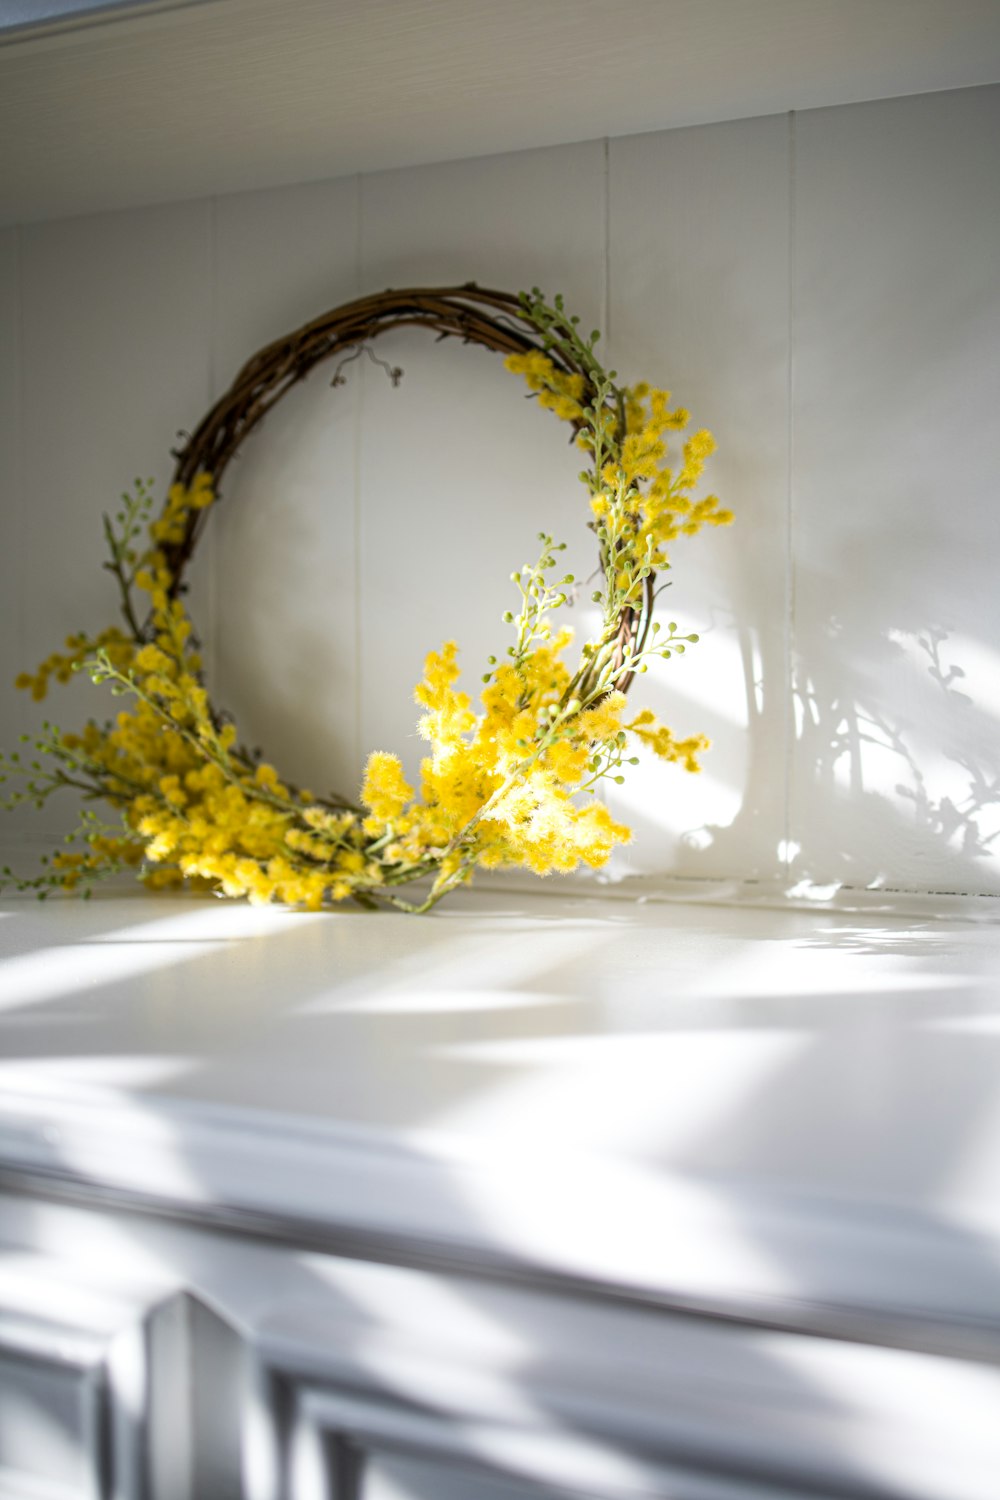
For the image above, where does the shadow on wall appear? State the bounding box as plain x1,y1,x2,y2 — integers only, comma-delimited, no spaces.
619,607,1000,899
776,171,1000,899
790,615,1000,894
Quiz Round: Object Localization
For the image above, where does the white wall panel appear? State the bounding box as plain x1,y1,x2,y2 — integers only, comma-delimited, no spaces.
1,87,997,902
17,201,212,834
791,85,1000,896
210,177,361,801
608,115,791,882
355,142,606,791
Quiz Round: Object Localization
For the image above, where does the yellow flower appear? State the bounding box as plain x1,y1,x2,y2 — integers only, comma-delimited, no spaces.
361,751,414,823
579,691,627,745
627,709,710,773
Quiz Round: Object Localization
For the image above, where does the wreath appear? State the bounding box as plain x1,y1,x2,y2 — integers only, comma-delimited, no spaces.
1,285,731,913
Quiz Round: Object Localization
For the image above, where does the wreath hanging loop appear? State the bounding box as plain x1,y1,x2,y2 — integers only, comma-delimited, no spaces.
3,284,732,912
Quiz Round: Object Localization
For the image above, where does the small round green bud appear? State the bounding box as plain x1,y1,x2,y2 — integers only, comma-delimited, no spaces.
487,655,497,665
591,591,603,604
502,610,514,623
481,673,492,683
687,634,699,643
628,756,640,765
613,775,625,784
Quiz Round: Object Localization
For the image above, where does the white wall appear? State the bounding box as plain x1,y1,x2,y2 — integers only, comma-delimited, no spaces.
1,83,997,900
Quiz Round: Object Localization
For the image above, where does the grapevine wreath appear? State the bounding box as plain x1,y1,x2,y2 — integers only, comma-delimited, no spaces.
2,285,731,913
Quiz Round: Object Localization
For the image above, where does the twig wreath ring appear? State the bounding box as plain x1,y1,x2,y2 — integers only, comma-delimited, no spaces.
3,285,732,912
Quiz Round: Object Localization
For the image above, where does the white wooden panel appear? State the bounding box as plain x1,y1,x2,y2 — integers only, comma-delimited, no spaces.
0,1350,100,1498
18,200,212,834
363,1452,558,1500
608,115,791,882
0,1250,163,1500
0,229,27,839
210,177,361,800
356,143,605,794
791,85,1000,895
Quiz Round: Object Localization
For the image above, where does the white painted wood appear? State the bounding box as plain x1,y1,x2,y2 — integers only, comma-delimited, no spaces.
0,89,997,897
0,1249,173,1500
1,887,999,1349
356,143,605,790
1,1182,998,1500
364,1453,545,1500
790,85,1000,896
0,1351,100,1497
289,1345,1000,1500
2,0,1000,227
607,115,790,882
146,1292,244,1500
210,177,361,800
16,200,212,834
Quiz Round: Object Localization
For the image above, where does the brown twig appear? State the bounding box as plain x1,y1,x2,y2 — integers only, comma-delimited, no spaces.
160,283,649,715
162,285,592,592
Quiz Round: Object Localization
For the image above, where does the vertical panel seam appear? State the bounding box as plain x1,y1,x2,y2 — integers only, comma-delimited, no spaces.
602,136,611,342
207,196,218,400
783,110,797,874
13,224,25,725
207,193,219,684
352,171,364,775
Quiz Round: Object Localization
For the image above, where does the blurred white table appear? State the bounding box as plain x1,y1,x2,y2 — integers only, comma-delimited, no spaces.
1,887,999,1499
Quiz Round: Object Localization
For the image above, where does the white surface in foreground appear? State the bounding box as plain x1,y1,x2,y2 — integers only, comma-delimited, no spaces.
0,886,999,1338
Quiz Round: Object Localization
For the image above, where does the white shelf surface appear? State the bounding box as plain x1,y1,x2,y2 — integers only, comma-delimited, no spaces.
1,885,999,1350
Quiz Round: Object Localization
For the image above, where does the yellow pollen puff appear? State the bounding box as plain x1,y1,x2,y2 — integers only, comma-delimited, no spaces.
361,751,414,824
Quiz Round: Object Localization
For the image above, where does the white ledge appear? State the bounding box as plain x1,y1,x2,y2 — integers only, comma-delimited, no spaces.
1,886,998,1352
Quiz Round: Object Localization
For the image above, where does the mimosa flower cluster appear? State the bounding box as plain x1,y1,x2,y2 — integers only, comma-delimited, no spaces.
1,291,730,913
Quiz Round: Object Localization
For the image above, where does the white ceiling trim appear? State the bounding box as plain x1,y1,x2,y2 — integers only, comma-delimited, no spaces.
1,0,999,226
